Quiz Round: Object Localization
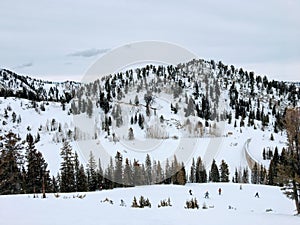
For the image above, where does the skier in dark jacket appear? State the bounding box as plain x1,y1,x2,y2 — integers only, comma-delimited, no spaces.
189,189,193,195
204,191,209,198
218,188,222,195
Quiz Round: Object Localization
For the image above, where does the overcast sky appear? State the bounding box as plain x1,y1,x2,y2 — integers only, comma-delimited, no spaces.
0,0,299,81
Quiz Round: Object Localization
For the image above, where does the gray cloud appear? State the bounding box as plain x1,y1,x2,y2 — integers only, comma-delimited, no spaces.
67,48,110,57
15,62,33,69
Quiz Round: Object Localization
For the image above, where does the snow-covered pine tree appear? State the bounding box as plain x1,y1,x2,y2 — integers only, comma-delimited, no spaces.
145,154,152,185
87,151,98,191
114,152,123,187
123,158,133,187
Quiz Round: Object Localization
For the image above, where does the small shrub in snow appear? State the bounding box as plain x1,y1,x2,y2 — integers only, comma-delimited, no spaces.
131,196,151,208
185,198,199,209
158,198,172,208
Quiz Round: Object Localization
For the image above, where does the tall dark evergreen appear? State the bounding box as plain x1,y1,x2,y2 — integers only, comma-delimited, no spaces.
0,132,23,194
25,133,51,194
251,162,259,184
219,160,230,182
209,159,220,182
195,156,207,183
60,141,75,192
87,151,98,191
123,158,133,187
189,158,196,183
114,151,123,187
145,154,152,185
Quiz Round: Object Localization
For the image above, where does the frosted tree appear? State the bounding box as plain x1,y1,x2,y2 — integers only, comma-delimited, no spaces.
114,152,123,187
145,154,152,185
87,151,98,191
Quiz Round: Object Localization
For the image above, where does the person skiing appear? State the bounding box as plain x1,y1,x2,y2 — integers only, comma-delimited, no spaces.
204,191,209,199
254,192,259,198
218,188,222,195
189,189,193,195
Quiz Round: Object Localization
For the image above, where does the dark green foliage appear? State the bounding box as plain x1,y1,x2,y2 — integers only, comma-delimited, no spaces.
158,198,172,208
209,159,220,182
25,133,51,194
219,160,230,182
131,196,151,208
60,141,75,192
145,154,152,185
195,157,207,183
87,151,98,191
185,198,199,209
251,162,259,184
114,152,123,188
0,132,23,194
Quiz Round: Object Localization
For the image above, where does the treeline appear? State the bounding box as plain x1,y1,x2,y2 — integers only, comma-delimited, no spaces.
0,131,233,195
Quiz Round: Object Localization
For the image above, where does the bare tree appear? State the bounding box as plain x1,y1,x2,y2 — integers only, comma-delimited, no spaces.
277,108,300,214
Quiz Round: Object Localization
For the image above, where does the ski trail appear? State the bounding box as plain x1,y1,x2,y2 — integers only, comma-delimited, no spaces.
202,137,224,169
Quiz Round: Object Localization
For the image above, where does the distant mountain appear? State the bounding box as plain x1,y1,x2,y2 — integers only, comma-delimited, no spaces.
0,69,79,102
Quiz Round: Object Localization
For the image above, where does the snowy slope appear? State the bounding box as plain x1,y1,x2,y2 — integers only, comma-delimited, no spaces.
0,183,298,225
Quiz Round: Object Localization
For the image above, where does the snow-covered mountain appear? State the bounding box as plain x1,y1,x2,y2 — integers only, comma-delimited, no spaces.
1,58,299,224
0,59,298,176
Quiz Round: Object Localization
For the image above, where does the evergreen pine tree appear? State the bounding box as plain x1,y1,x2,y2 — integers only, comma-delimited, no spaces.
25,134,50,194
209,159,220,182
189,158,196,183
123,158,133,187
87,151,98,191
0,132,23,194
251,162,259,184
60,141,75,192
145,154,152,185
219,160,230,182
114,152,123,187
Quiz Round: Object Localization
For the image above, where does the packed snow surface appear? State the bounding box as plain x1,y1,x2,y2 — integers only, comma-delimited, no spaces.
0,183,298,225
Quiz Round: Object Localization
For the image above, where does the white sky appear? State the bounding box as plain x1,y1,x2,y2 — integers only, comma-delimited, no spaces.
0,0,299,82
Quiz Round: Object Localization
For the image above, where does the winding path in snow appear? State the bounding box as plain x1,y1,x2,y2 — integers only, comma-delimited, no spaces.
243,138,260,169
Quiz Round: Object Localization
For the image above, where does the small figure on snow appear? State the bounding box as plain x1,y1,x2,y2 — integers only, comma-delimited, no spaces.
120,199,126,207
218,188,222,195
254,192,260,198
240,185,242,190
204,191,209,199
189,189,193,196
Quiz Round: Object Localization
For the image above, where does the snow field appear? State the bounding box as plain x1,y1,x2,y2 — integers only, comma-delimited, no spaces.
0,183,298,225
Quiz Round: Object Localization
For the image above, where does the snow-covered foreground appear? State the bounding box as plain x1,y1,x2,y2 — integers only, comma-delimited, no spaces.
0,183,298,225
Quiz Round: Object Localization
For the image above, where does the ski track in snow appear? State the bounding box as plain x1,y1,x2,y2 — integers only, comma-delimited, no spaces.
0,183,299,225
